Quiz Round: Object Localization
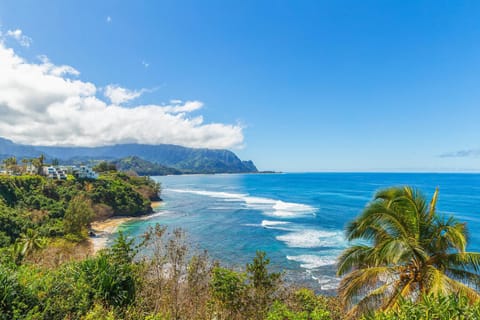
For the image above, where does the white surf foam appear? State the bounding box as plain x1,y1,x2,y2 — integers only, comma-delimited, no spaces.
276,229,346,248
309,273,341,290
260,220,292,230
286,254,336,269
139,211,169,220
168,188,316,218
168,189,247,200
261,220,290,227
242,220,292,231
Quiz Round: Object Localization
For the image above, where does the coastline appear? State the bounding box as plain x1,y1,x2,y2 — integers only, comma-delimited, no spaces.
151,200,162,209
89,200,164,254
90,217,135,254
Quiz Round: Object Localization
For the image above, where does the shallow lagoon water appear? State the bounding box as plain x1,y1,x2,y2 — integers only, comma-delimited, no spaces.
118,173,480,292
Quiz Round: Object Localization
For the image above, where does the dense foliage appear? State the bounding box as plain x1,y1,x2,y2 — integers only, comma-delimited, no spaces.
363,294,480,320
0,224,340,320
0,172,160,247
112,156,182,176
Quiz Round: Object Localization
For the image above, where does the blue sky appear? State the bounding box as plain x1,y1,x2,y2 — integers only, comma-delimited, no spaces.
0,0,480,172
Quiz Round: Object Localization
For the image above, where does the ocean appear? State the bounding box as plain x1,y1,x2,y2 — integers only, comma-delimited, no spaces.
117,173,480,292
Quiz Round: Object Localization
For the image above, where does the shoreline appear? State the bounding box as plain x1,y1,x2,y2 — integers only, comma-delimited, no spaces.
89,201,164,254
90,217,135,254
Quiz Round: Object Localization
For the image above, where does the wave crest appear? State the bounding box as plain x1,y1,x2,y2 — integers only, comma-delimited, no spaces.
276,229,345,248
286,254,336,269
168,188,316,218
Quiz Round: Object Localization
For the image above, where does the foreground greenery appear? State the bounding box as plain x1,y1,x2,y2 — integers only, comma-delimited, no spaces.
0,227,342,320
363,294,480,320
1,181,479,319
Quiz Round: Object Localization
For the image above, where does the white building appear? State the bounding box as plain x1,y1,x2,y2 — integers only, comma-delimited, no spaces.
43,166,68,180
26,163,38,175
72,166,98,179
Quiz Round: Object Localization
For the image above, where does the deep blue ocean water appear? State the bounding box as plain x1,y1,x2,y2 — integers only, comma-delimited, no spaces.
117,173,480,291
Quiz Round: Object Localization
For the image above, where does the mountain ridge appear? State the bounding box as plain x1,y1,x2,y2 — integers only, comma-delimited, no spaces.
0,137,258,174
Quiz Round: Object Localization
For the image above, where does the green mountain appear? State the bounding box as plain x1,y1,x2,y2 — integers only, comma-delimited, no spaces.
113,156,182,176
0,137,258,174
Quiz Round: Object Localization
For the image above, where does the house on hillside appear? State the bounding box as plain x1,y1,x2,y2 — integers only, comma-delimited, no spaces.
72,166,98,179
43,166,67,180
19,164,99,180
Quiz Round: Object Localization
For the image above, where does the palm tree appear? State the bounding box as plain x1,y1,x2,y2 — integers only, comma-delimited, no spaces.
31,154,45,175
21,158,32,174
13,228,45,264
337,186,480,318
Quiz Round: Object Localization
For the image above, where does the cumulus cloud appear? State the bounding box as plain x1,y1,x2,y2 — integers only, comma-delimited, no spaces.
0,42,244,149
104,85,147,105
5,29,32,47
37,55,80,76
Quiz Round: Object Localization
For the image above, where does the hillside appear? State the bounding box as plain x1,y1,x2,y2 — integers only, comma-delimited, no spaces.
0,137,258,174
112,156,182,176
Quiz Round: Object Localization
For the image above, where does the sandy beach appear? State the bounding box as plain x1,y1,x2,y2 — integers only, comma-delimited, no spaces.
89,201,164,254
151,201,163,209
90,217,135,254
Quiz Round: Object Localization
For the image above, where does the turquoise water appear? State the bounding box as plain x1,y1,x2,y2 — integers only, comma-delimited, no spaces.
118,173,480,291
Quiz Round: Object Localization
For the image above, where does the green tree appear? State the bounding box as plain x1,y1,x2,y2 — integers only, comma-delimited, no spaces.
246,250,281,319
2,156,17,168
337,187,480,318
93,161,117,173
266,289,332,320
31,154,45,175
210,267,247,319
21,158,29,173
0,265,38,319
13,228,45,264
63,194,94,238
2,157,21,174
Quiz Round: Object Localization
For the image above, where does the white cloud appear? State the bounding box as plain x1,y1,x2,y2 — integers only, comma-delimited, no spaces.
5,29,32,47
106,16,112,23
37,55,80,76
160,100,203,113
0,42,244,149
142,60,149,68
104,85,147,105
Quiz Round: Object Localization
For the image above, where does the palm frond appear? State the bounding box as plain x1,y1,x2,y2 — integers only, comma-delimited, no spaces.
375,238,411,265
444,276,480,302
337,245,374,276
338,266,396,308
345,282,395,319
429,188,439,219
422,265,450,296
445,267,480,290
445,252,480,273
348,203,410,241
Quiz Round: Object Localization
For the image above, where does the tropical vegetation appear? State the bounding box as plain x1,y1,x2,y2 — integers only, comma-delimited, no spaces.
337,186,480,318
1,178,479,319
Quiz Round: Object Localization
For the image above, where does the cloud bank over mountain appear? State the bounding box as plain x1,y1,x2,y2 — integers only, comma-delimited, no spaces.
0,31,244,149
